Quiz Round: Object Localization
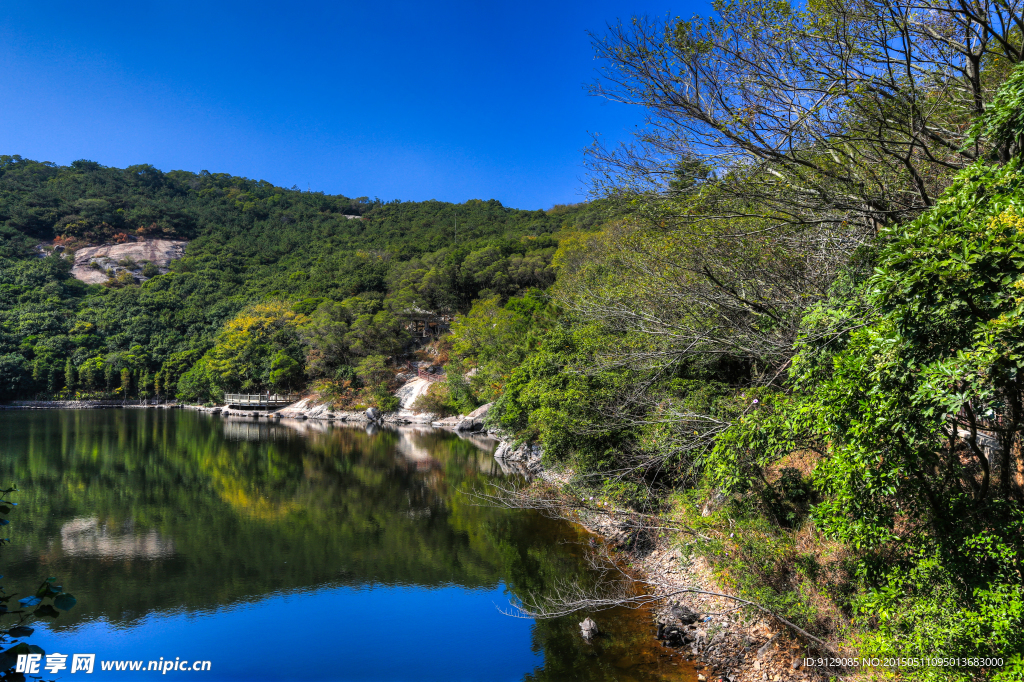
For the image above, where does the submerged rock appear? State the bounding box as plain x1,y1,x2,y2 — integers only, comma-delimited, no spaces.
580,617,599,641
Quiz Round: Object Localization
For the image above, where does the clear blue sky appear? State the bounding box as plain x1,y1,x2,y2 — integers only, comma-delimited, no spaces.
0,0,708,209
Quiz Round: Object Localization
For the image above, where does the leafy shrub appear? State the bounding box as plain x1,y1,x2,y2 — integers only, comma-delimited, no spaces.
412,383,457,416
375,393,400,412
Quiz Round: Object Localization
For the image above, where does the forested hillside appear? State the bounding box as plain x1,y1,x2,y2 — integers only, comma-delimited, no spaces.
0,155,603,402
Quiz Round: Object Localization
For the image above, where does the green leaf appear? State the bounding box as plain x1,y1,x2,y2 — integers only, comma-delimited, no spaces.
2,642,45,657
53,593,77,611
35,582,59,598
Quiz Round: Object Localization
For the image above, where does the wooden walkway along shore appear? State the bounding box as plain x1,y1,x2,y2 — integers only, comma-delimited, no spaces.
224,393,300,408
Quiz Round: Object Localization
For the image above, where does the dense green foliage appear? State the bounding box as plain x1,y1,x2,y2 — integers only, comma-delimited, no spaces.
710,156,1024,676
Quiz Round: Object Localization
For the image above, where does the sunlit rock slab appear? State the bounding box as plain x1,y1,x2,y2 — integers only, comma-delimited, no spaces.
71,239,187,284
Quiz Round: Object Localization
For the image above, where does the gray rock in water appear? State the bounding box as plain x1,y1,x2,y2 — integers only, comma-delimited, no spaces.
493,441,544,477
455,418,483,432
366,407,382,422
580,617,599,641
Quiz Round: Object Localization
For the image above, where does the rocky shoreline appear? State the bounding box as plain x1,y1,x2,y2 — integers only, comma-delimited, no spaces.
178,397,435,424
180,396,504,431
462,406,820,682
573,506,821,682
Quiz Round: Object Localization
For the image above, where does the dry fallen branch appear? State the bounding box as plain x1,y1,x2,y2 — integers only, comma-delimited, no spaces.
463,481,715,541
469,482,841,658
505,547,841,658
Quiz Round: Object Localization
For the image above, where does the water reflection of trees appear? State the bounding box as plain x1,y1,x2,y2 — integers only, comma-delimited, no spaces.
0,412,572,622
0,411,677,680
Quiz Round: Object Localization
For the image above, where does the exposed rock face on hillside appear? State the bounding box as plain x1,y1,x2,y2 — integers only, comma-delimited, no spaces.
70,239,187,284
395,377,432,409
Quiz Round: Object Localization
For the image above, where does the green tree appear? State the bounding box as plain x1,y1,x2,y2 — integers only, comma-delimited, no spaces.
204,301,309,392
346,308,407,358
175,356,220,404
356,355,398,411
104,362,116,392
492,327,633,477
707,64,1024,672
300,301,351,377
161,349,203,400
268,351,301,393
63,357,76,394
47,366,60,395
78,357,104,392
0,354,29,399
449,291,555,401
139,371,152,401
119,368,131,398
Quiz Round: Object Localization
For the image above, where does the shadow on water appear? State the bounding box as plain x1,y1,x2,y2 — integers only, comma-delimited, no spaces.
0,409,695,681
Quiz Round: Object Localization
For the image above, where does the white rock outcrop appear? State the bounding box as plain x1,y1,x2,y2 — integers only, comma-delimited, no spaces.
70,239,187,284
395,377,432,409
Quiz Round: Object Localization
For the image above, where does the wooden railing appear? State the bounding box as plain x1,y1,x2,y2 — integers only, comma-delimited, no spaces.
417,369,445,383
224,394,300,407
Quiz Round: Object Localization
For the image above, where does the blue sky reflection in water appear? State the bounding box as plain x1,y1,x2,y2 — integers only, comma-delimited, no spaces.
27,584,541,682
0,409,686,682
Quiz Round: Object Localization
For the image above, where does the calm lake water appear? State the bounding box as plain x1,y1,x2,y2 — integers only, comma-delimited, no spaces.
0,409,691,681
